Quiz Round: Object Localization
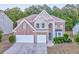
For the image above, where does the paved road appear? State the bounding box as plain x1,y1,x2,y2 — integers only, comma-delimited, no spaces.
4,43,47,54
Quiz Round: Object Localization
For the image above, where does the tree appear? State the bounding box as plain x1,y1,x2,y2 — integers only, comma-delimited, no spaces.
52,6,64,18
4,7,26,23
42,4,52,14
3,4,79,31
61,4,79,30
24,4,52,16
64,17,73,31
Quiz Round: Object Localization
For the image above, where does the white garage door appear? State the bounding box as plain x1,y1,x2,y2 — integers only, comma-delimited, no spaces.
37,35,46,43
16,35,34,43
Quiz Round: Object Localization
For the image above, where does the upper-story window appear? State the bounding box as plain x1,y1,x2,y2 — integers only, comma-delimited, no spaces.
57,24,60,28
36,23,39,28
42,23,45,28
55,23,63,28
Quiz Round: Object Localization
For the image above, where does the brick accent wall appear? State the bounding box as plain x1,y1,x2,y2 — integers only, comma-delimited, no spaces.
15,21,34,35
15,21,48,43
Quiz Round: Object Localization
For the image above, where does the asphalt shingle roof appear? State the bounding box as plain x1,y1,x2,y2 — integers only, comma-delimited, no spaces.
17,14,65,23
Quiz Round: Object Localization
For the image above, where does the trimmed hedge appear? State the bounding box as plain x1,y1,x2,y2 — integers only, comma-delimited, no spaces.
9,34,16,43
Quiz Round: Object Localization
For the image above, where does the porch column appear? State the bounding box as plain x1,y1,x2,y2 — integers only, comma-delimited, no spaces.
34,32,37,44
46,32,48,44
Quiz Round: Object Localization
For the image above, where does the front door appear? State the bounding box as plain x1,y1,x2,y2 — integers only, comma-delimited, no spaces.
48,23,53,41
49,32,52,40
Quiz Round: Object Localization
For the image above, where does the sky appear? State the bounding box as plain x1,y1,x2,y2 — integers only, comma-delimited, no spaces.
0,4,65,11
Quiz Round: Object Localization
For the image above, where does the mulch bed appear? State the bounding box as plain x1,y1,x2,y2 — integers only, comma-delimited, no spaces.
47,43,79,54
0,33,13,54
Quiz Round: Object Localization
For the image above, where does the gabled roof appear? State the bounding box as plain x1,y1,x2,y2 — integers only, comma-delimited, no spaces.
26,14,38,22
13,19,36,32
52,16,65,22
16,14,37,23
17,10,65,24
33,10,65,22
33,10,55,22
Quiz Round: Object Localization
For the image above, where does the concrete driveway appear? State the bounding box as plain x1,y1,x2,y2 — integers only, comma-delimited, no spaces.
4,43,47,54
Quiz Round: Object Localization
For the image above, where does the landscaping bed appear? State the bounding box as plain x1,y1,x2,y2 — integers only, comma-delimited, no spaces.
47,43,79,54
0,33,13,54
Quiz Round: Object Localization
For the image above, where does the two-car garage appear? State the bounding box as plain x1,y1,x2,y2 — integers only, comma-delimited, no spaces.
14,19,47,43
16,35,34,43
16,35,47,43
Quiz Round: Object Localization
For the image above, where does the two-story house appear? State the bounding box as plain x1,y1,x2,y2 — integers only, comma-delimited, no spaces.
13,10,65,44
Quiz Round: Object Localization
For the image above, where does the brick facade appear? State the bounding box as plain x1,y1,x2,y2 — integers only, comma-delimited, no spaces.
15,21,34,35
15,21,48,43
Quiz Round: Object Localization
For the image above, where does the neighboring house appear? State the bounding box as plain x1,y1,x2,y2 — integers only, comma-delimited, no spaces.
13,10,65,44
0,10,13,34
73,23,79,35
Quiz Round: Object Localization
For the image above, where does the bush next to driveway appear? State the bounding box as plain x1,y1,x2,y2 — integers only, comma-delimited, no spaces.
9,34,16,43
53,33,72,44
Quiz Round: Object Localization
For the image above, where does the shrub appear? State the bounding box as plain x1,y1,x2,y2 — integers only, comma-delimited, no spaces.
0,31,3,33
54,33,72,44
64,38,72,43
74,33,79,42
0,31,3,42
53,37,64,44
9,34,16,43
63,33,69,39
63,33,72,43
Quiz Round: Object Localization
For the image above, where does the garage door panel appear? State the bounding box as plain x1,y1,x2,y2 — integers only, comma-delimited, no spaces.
37,35,46,43
16,35,34,43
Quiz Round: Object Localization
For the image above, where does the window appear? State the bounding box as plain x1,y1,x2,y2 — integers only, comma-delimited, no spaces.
57,31,63,37
56,32,61,37
55,29,63,37
58,32,61,36
49,23,52,28
42,23,45,28
36,23,39,28
56,24,60,28
56,23,63,28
